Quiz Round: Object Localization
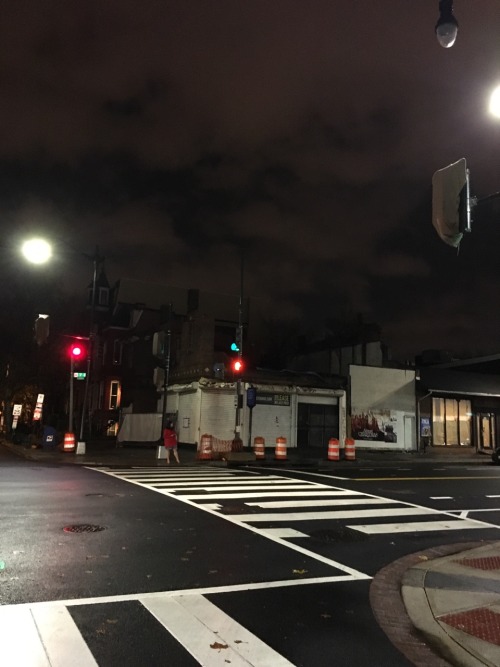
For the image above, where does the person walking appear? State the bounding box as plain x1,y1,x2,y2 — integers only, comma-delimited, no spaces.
163,421,180,464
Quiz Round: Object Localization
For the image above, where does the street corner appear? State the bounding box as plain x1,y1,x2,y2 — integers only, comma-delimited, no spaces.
370,542,496,667
403,541,500,667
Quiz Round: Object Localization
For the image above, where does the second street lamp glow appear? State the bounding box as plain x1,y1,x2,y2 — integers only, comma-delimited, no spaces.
489,85,500,118
21,238,52,264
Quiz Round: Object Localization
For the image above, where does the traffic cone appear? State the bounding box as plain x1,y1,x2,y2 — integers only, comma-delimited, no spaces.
344,437,356,461
254,436,266,460
63,433,76,452
275,436,287,460
327,438,340,461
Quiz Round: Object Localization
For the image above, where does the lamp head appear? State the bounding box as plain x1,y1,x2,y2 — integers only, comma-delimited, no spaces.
21,238,52,264
436,0,458,48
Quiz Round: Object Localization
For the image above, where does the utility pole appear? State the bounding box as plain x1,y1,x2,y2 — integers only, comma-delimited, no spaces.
78,247,102,447
161,303,172,432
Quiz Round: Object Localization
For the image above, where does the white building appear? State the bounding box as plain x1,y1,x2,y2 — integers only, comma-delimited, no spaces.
349,365,417,452
165,377,346,454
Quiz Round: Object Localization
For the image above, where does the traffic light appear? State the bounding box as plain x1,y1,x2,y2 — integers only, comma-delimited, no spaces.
232,358,244,374
230,327,241,352
34,314,50,346
69,342,86,360
432,158,472,248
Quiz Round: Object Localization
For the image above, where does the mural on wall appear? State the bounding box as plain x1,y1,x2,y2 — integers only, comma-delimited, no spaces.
351,409,398,443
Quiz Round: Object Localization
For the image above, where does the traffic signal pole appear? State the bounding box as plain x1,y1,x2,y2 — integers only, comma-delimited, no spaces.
234,252,244,445
69,355,75,434
79,249,99,443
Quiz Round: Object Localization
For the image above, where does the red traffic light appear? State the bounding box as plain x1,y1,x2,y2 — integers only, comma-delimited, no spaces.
69,343,86,359
232,359,244,373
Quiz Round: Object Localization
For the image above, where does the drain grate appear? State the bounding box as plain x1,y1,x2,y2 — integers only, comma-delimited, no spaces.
63,524,106,533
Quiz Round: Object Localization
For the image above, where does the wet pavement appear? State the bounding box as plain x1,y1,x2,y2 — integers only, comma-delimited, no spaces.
2,437,500,665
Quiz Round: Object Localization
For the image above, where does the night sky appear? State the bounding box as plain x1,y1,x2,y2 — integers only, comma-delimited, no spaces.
1,1,500,361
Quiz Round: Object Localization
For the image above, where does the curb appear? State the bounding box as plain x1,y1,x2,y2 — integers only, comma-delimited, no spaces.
370,542,494,667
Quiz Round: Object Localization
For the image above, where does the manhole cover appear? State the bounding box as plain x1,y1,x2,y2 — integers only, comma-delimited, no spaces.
63,524,106,533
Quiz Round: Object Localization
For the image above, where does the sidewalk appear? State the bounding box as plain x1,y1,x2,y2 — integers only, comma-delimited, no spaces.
403,542,500,667
0,438,495,468
2,437,500,665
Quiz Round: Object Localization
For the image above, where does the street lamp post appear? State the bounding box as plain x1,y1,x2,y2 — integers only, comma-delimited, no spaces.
21,237,102,453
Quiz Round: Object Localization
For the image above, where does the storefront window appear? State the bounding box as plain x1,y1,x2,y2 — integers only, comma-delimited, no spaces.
432,397,471,446
445,398,458,445
458,401,472,446
433,398,445,445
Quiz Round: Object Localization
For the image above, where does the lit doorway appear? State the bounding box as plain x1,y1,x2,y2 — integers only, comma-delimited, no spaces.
476,413,496,450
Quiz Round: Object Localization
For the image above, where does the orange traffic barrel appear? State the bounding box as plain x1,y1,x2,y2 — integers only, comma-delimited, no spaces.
63,432,76,452
327,438,340,461
253,436,266,459
275,436,287,460
197,434,213,460
344,437,356,461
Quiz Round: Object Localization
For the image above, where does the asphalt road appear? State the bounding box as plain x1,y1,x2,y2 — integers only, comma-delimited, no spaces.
1,445,500,666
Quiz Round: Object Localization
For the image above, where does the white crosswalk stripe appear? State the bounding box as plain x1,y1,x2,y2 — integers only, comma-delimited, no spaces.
92,466,493,541
143,594,293,666
0,604,98,667
0,592,293,667
349,519,486,534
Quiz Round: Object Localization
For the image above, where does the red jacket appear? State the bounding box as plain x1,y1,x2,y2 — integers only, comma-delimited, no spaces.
163,428,177,448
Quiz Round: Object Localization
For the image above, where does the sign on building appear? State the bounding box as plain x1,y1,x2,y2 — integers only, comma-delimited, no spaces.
255,393,291,406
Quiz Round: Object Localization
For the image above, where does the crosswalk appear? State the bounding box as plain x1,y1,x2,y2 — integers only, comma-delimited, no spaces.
3,468,497,666
93,466,494,546
0,589,296,666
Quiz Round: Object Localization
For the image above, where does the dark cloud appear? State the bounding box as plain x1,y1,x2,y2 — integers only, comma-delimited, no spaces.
1,1,500,360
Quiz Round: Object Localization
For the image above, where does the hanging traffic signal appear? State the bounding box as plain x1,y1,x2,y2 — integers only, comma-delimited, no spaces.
432,158,472,247
34,314,50,346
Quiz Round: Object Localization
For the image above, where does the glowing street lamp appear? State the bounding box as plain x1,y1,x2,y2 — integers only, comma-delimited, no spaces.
489,85,500,119
21,238,52,265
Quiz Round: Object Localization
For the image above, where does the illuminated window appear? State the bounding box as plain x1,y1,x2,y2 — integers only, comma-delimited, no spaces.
432,397,471,446
445,398,458,445
458,401,472,446
109,381,121,409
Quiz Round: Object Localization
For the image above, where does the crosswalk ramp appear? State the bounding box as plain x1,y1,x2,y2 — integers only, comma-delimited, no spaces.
0,592,294,667
92,466,493,540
